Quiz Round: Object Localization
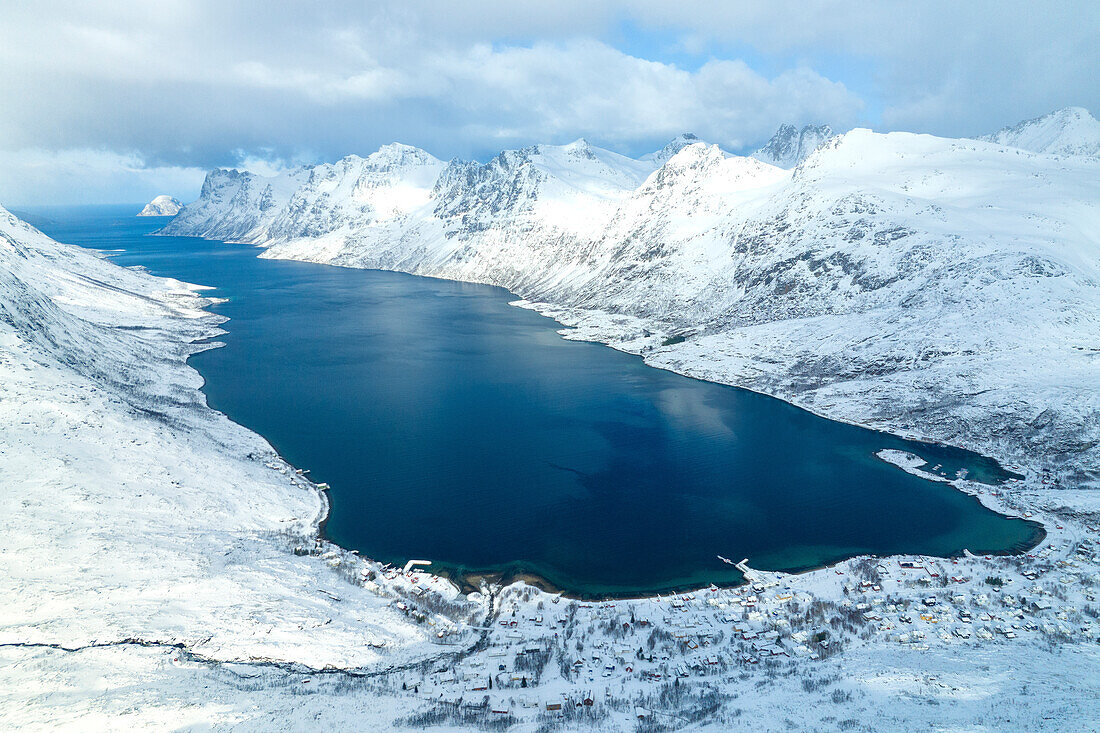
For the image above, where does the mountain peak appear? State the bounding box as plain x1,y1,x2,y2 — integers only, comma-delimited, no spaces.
977,107,1100,157
1047,106,1093,121
751,124,834,168
367,142,442,167
643,133,707,166
137,195,182,217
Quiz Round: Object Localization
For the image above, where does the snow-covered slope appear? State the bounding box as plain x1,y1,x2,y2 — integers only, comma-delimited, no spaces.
160,144,449,243
137,194,182,216
165,118,1100,492
5,181,1100,727
977,107,1100,157
751,123,834,168
0,205,466,673
166,138,664,292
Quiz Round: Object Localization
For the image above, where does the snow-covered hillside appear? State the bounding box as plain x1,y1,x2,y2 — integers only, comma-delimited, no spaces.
164,117,1100,494
977,107,1100,157
751,123,834,168
0,204,467,674
137,194,182,216
4,182,1099,728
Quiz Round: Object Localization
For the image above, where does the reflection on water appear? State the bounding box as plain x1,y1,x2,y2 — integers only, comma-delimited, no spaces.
657,386,738,439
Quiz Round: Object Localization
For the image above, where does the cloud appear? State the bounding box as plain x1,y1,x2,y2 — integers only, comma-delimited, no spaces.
625,0,1100,136
429,42,861,150
0,1,1095,204
0,148,205,207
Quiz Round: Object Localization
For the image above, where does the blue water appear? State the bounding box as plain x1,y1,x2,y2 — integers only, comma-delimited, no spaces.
30,205,1042,597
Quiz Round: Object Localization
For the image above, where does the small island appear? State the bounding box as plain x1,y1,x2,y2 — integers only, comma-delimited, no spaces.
137,194,182,216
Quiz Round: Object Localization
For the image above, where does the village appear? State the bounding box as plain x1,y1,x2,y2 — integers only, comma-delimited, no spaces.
289,476,1100,729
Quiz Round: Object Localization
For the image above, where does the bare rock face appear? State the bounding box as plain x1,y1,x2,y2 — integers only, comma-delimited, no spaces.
137,195,182,216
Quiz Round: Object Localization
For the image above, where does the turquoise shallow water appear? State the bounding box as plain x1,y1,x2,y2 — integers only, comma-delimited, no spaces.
32,205,1043,597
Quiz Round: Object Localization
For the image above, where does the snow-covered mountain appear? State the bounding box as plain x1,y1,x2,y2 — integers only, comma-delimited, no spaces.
5,199,1099,728
163,115,1100,488
641,133,708,166
161,143,447,243
750,123,834,168
977,107,1100,157
164,138,663,290
137,194,182,216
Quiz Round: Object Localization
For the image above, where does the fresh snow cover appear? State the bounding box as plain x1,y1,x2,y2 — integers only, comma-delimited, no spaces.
750,123,834,168
977,107,1100,157
137,194,182,216
876,449,951,483
0,203,472,683
6,112,1100,729
167,120,1100,493
640,132,709,166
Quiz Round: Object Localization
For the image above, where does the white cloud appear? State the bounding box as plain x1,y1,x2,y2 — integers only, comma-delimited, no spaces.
423,42,861,150
0,1,1094,203
626,0,1100,136
230,149,314,178
0,149,205,207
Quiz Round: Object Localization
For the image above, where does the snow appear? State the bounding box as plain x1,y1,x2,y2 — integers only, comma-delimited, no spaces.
876,449,951,483
0,203,473,681
751,123,834,168
640,133,708,166
137,195,182,216
5,109,1100,729
166,115,1100,494
977,107,1100,158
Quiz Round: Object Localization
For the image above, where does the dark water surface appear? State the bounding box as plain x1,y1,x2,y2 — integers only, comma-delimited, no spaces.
33,205,1042,597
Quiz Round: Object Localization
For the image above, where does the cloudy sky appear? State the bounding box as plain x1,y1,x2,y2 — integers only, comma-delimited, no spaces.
1,0,1096,205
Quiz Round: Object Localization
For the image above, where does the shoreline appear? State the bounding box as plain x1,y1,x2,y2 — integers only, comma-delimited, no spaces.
392,514,1047,603
11,204,1096,731
159,225,1053,487
144,233,1052,604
